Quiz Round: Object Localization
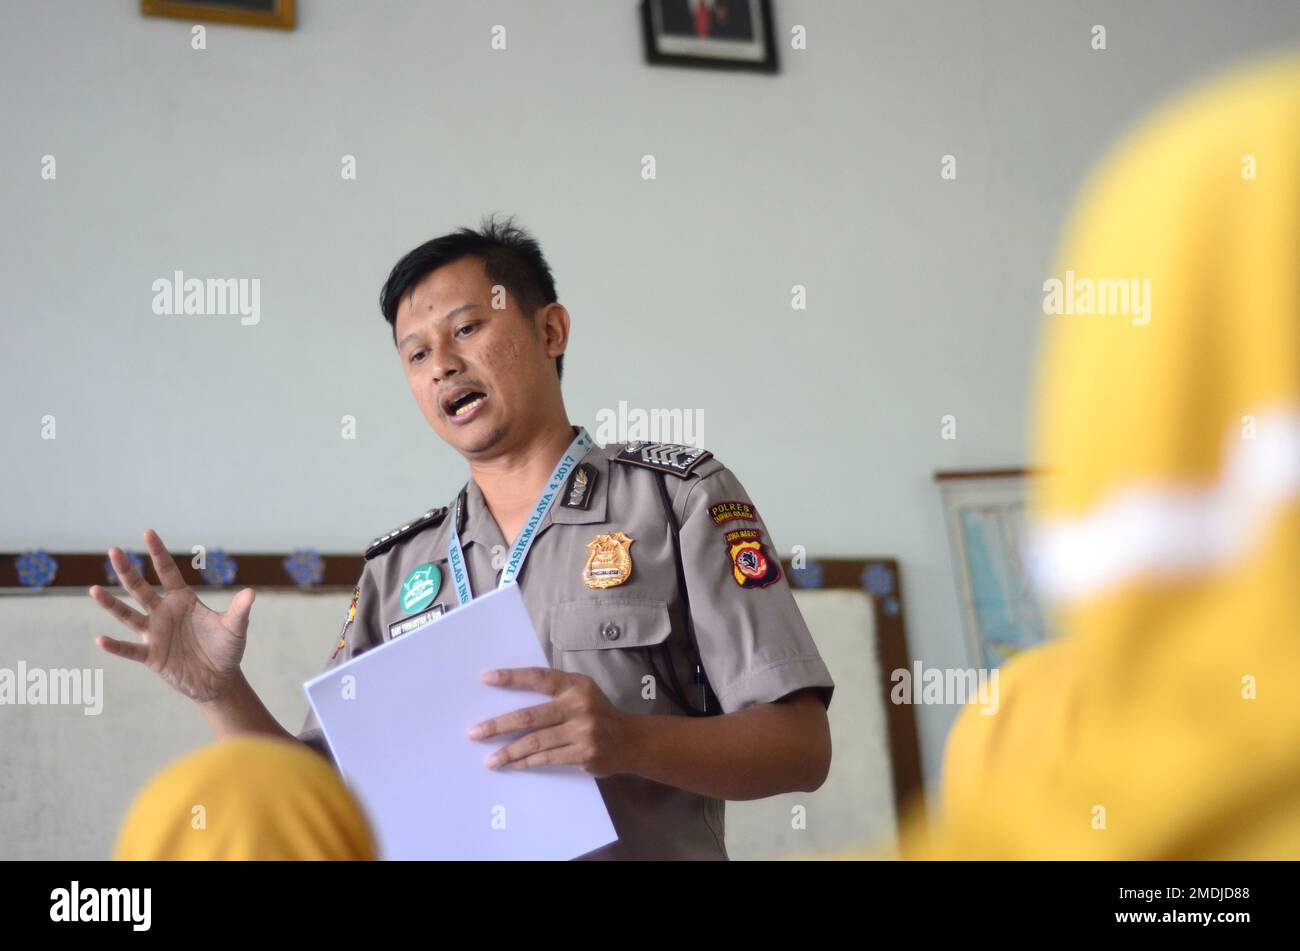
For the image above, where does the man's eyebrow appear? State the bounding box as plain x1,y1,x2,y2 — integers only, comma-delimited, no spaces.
396,303,480,351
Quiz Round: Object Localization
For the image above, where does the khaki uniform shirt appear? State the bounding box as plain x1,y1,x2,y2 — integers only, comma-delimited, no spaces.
298,437,834,859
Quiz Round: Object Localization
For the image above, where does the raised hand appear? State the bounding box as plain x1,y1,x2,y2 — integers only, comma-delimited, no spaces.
90,529,255,704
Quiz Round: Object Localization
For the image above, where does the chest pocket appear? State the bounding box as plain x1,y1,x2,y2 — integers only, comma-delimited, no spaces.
549,598,672,712
550,597,672,649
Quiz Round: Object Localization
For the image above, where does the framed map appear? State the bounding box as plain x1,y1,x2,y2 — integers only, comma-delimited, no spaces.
936,470,1056,670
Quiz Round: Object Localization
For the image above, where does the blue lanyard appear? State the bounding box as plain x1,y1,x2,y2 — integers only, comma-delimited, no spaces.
448,427,594,607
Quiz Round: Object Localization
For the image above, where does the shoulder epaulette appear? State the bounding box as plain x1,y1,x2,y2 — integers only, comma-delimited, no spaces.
612,441,713,478
364,506,448,560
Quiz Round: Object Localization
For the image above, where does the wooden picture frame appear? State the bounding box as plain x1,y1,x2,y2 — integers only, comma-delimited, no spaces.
640,0,779,74
142,0,295,31
782,556,924,831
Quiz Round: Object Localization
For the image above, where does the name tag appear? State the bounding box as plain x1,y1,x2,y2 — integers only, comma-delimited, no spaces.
388,604,445,639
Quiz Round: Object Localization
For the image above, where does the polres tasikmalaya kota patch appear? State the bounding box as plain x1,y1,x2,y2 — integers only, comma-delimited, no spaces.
708,500,757,525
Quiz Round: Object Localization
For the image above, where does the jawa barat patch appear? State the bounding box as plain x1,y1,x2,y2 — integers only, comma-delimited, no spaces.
724,528,781,589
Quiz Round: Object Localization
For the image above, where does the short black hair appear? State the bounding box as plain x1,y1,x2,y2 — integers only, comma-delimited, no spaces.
379,214,563,380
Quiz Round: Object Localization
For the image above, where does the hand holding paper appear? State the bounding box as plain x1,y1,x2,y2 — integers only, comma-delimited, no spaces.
305,583,617,860
470,665,637,776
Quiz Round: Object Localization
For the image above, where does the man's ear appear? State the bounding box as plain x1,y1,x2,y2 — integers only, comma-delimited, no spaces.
538,303,570,360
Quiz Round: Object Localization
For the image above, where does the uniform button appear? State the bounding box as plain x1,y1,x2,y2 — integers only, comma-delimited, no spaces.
600,622,621,641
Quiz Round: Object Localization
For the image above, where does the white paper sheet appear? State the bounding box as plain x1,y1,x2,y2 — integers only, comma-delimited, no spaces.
304,583,618,860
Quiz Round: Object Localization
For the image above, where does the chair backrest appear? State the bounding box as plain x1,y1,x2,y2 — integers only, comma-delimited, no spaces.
723,589,899,859
2,582,911,860
0,589,340,859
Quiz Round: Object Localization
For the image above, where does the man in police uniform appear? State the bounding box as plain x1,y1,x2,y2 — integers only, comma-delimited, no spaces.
91,217,833,860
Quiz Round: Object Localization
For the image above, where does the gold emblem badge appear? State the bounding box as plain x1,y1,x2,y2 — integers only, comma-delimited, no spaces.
583,531,634,589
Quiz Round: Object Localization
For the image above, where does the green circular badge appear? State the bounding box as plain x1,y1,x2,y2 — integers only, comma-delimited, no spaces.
400,562,442,614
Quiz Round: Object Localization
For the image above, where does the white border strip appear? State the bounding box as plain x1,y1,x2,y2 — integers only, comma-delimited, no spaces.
1028,407,1300,603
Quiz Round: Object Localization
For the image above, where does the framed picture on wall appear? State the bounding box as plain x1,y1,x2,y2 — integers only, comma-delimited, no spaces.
935,469,1057,670
141,0,296,31
640,0,779,73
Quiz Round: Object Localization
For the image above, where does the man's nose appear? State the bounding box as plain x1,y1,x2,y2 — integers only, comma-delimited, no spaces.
431,350,466,383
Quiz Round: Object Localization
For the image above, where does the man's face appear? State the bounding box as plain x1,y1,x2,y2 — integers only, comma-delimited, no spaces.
394,256,558,458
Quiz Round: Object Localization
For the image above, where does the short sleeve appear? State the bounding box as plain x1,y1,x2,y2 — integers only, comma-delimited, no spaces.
676,463,834,713
296,562,383,760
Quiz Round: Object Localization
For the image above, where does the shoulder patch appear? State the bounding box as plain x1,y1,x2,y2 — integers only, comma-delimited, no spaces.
709,500,758,525
364,507,448,561
612,442,713,478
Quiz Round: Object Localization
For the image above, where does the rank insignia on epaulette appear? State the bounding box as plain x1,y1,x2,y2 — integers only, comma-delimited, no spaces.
561,462,598,510
613,442,712,477
330,585,360,661
364,506,448,561
724,528,781,589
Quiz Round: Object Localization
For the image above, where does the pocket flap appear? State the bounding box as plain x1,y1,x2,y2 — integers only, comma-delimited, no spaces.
549,597,672,650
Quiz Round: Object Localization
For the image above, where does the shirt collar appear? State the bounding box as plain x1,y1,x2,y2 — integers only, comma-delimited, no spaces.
454,436,609,552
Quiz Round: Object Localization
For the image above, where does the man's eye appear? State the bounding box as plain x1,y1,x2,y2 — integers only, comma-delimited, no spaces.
455,323,476,338
410,349,427,364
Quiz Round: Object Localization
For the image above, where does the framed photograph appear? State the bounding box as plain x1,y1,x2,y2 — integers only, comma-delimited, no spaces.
640,0,778,73
141,0,296,31
935,469,1057,670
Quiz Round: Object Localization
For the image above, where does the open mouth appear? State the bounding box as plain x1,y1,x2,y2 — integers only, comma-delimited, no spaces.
441,388,488,421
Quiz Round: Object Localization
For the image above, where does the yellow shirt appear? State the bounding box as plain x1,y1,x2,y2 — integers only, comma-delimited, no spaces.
907,54,1300,860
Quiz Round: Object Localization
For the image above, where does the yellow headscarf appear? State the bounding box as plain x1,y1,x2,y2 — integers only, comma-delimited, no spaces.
909,54,1300,859
114,736,377,860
